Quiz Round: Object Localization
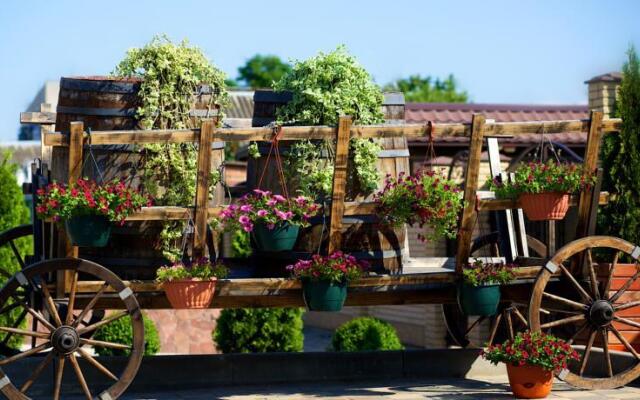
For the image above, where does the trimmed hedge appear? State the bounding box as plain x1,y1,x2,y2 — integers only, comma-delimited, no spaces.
213,308,303,353
331,317,404,352
93,313,160,356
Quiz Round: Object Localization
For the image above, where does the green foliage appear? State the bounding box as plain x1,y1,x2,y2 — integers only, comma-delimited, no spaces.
288,251,368,283
231,229,252,257
599,46,640,243
156,257,228,282
487,161,594,199
383,74,468,103
273,46,384,198
213,308,303,353
462,259,515,286
330,317,403,352
113,35,227,260
0,153,31,349
237,54,292,88
93,313,160,356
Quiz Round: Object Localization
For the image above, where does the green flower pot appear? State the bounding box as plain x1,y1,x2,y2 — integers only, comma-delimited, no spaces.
458,283,501,316
253,222,299,252
65,214,112,247
302,280,348,312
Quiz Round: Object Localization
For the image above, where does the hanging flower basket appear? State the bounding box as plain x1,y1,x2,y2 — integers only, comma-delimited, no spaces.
506,363,554,399
156,258,229,309
458,283,501,317
519,192,570,221
253,222,299,252
65,214,112,247
302,279,348,311
288,252,368,312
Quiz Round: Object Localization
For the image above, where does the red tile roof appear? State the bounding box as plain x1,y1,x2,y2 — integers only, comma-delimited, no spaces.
406,103,590,146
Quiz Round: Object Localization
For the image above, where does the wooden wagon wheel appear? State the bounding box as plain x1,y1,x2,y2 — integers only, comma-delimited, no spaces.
529,236,640,390
0,258,144,400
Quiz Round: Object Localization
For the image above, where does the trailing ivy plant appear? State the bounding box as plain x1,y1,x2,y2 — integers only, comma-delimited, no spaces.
270,46,384,199
113,35,227,260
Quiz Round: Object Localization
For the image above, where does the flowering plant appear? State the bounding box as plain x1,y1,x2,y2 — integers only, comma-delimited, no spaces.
217,190,319,233
481,331,580,372
35,179,152,225
374,170,463,241
462,259,516,286
287,251,368,284
487,161,595,199
156,257,229,283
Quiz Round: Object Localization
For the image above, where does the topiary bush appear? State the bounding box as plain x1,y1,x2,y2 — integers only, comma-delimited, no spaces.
0,152,31,349
331,317,404,352
93,313,160,356
213,308,303,353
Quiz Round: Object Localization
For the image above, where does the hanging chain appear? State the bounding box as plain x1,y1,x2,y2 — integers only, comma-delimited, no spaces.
83,128,106,184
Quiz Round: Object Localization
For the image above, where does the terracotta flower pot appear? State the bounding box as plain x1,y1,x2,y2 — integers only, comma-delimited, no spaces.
519,193,570,221
163,279,217,309
506,363,553,399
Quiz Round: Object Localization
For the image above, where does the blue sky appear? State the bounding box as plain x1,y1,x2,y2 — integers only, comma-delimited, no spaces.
0,0,639,141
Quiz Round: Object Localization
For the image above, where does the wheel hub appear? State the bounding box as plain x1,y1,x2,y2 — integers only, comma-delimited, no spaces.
589,300,615,327
51,326,80,354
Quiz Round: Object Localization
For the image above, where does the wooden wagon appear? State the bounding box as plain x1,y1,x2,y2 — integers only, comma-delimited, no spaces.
1,105,638,399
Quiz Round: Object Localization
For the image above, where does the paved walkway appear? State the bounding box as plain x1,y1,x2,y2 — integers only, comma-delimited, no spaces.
116,377,640,399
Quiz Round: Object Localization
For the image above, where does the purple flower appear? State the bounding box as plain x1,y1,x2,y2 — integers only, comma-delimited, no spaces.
257,209,268,217
275,210,292,220
267,199,277,206
267,223,275,230
295,196,307,205
273,194,286,203
238,215,250,225
242,222,254,232
240,204,253,213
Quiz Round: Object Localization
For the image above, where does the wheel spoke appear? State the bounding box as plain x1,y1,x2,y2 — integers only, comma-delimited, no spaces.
601,328,613,377
579,329,597,376
542,292,588,311
586,248,600,299
464,316,485,336
0,342,50,366
0,326,49,339
488,313,503,346
0,300,22,316
540,314,585,329
11,296,55,331
0,308,28,346
76,347,118,381
65,271,78,325
614,316,640,329
38,279,62,327
603,251,619,295
567,322,589,345
615,300,640,311
20,351,54,393
511,307,529,327
610,265,640,303
53,356,65,400
8,240,25,270
72,283,108,328
610,325,640,359
80,338,131,351
69,354,92,400
77,310,128,336
558,263,593,303
505,309,515,339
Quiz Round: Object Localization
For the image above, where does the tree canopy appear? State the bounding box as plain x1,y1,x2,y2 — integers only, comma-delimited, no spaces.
384,74,468,103
237,54,291,88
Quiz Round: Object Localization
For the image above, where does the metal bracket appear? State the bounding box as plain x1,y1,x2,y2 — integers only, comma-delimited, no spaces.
0,376,10,389
545,261,559,273
118,287,133,300
99,391,113,400
557,368,569,380
15,271,28,286
631,246,640,260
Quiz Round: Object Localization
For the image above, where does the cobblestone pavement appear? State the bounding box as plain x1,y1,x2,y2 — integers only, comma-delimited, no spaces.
115,377,640,399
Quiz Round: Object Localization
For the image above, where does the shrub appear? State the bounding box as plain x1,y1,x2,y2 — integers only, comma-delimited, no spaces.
331,317,404,352
93,313,160,356
0,153,31,349
213,308,303,353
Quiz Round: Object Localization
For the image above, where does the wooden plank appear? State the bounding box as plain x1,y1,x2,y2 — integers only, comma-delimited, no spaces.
192,120,214,258
327,116,352,254
455,114,486,273
39,104,54,165
477,192,610,211
575,111,604,241
20,111,56,124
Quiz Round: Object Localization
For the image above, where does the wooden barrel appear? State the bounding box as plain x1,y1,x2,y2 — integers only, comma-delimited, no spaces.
247,90,409,273
51,76,224,278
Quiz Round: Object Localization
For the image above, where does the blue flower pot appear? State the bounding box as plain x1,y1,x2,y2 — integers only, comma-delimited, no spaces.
253,222,299,252
65,214,112,247
458,283,501,316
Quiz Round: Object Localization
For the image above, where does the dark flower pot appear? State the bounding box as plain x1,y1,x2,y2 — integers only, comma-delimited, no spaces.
253,222,299,252
65,214,112,247
302,280,347,311
458,283,501,316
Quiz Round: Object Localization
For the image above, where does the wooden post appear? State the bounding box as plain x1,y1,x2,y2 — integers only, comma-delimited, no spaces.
455,114,486,273
575,111,604,240
193,120,214,258
327,116,352,255
40,103,54,165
